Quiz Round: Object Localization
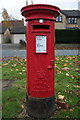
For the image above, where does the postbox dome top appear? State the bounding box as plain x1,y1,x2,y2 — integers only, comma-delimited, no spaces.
21,4,61,21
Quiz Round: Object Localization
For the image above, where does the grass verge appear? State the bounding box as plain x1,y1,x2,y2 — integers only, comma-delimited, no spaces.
1,56,80,119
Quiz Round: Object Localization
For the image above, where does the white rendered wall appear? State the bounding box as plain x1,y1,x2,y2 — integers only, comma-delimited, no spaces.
12,34,26,43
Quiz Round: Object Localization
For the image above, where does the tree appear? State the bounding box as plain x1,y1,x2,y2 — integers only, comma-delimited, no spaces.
2,8,17,21
1,8,17,28
2,8,10,21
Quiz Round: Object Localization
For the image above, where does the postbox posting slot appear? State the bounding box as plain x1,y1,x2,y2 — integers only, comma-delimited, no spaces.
33,25,50,30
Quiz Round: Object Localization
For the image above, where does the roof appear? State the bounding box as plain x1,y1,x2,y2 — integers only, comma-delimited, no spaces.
11,26,26,34
0,25,7,34
1,19,24,28
62,10,80,17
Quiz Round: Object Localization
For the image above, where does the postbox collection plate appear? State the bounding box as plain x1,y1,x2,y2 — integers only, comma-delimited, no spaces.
36,35,47,53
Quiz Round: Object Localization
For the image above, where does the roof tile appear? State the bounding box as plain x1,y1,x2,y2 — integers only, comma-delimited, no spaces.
62,10,80,17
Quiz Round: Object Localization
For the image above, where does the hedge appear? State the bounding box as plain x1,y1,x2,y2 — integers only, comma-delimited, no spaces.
55,29,80,44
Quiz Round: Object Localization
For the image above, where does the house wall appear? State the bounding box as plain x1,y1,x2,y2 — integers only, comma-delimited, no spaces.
11,34,26,43
55,13,66,29
3,29,11,43
55,12,80,29
77,18,80,29
0,34,3,44
66,18,79,28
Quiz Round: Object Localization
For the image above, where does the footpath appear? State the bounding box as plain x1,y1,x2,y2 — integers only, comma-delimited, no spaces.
1,44,80,57
55,44,80,50
0,43,80,50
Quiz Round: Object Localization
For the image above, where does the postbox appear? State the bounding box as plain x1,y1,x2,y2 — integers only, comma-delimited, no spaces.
21,4,60,118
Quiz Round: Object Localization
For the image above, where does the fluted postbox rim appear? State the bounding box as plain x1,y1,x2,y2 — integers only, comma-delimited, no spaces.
21,4,61,19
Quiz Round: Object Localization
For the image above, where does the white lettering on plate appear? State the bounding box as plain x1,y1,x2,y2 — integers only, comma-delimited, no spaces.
36,36,47,53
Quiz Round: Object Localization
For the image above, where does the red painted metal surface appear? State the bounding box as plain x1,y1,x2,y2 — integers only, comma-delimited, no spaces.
21,4,60,98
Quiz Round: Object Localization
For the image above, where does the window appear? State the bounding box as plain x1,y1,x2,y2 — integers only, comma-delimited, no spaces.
68,17,77,24
56,16,62,22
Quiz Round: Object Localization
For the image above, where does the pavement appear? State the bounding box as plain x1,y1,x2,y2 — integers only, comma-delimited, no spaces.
0,43,80,50
55,44,80,50
1,43,25,50
0,44,80,58
2,50,26,58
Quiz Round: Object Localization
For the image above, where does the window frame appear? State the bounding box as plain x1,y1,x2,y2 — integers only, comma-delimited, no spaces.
56,16,62,22
68,17,77,24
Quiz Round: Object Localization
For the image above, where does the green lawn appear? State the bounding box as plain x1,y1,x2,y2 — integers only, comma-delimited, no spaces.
1,56,80,119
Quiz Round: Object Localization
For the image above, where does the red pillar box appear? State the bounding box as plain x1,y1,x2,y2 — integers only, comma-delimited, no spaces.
21,4,60,119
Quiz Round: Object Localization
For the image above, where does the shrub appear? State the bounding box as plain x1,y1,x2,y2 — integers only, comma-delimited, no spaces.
55,29,80,44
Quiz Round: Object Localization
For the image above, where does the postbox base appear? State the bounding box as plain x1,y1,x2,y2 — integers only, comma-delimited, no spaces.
26,94,55,119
